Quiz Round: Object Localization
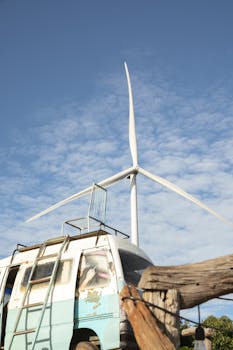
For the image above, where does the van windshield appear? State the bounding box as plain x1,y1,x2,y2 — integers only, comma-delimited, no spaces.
119,250,152,286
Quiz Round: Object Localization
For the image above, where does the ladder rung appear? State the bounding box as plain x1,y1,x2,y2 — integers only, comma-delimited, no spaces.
14,328,35,336
45,235,68,244
30,276,51,285
22,302,44,309
37,253,58,261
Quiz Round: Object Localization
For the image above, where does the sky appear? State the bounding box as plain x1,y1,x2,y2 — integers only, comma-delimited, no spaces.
1,0,233,320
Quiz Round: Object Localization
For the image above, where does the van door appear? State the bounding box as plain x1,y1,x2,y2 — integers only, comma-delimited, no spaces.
74,247,120,350
0,265,8,347
0,265,20,348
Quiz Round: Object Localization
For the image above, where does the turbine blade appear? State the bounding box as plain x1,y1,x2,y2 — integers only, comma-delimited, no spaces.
26,167,136,223
138,167,233,228
124,62,138,167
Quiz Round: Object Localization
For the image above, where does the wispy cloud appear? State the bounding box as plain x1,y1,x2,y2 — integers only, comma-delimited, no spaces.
1,67,233,272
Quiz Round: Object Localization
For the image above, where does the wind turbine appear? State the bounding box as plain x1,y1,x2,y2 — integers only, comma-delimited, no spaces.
26,63,233,246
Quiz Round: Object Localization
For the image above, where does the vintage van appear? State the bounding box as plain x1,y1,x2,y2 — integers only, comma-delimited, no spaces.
0,220,152,350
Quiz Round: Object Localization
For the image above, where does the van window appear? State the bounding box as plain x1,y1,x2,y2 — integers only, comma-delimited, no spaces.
21,260,71,287
119,250,152,285
78,249,111,290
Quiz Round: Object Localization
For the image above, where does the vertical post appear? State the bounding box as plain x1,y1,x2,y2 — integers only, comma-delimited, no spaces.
143,289,181,349
130,173,139,246
120,285,177,350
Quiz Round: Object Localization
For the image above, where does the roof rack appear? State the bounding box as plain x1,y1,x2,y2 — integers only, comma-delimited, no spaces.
17,218,129,254
61,216,129,239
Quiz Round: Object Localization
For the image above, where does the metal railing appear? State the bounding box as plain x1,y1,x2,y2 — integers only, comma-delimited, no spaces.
61,216,129,239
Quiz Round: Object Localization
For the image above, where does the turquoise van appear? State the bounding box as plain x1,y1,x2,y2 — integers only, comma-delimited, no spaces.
0,222,152,350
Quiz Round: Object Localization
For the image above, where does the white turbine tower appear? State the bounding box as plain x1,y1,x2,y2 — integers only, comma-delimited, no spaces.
26,63,233,246
125,62,139,246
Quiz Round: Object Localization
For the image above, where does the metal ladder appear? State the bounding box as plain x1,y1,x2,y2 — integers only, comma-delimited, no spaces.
8,235,70,350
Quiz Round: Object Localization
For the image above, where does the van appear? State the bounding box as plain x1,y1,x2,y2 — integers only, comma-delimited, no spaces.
0,219,152,350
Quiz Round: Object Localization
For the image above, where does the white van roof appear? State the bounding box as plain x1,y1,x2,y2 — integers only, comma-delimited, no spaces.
0,228,152,269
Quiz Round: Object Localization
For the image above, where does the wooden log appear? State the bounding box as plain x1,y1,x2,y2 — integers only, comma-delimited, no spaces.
182,327,214,350
120,285,176,350
138,253,233,309
143,289,180,348
181,327,214,338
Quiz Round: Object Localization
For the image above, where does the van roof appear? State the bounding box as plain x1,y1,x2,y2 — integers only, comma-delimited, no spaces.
0,228,152,267
17,227,130,252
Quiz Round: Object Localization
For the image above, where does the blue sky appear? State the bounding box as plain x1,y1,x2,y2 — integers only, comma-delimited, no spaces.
1,0,233,319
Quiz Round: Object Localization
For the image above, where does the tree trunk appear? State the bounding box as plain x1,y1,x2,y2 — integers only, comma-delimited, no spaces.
120,285,176,350
138,253,233,309
143,289,180,348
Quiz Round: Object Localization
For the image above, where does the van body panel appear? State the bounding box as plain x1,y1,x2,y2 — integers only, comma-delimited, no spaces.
75,293,120,350
5,299,74,349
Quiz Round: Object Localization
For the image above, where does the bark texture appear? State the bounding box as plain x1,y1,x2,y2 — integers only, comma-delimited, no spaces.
139,254,233,309
120,285,177,350
143,289,180,348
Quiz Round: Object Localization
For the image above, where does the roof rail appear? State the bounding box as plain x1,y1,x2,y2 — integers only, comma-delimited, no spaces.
61,216,129,239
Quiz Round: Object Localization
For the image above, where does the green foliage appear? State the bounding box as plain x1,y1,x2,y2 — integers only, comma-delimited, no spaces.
203,315,233,350
180,315,233,350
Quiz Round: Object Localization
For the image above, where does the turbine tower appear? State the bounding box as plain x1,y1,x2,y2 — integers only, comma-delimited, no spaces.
125,62,139,246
